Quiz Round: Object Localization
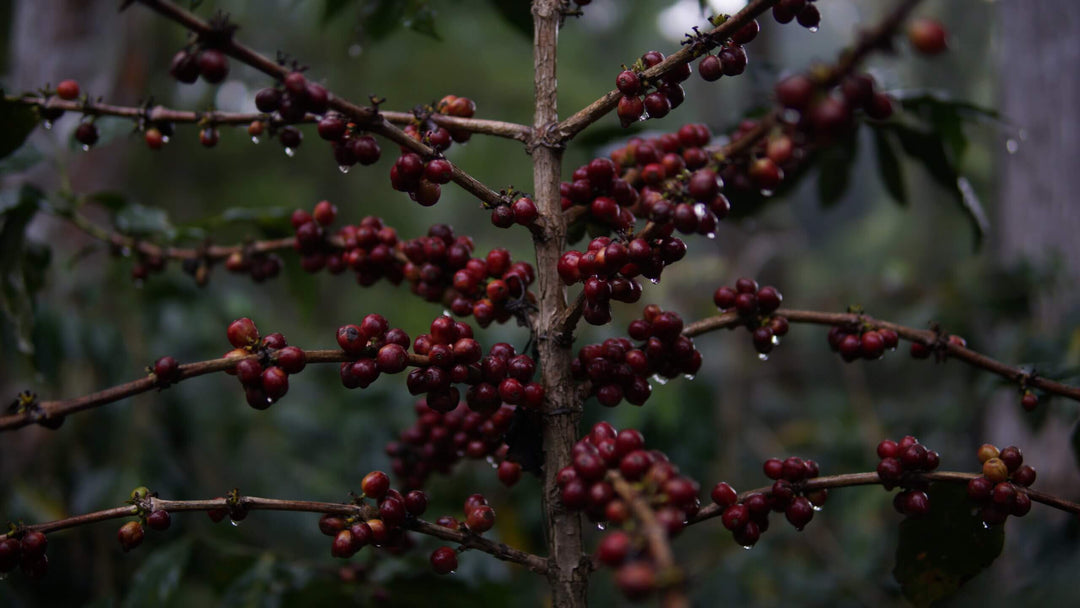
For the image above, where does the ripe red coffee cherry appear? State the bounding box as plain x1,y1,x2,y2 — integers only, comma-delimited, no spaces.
317,114,346,141
260,366,289,400
275,346,306,374
153,356,180,384
643,92,671,119
0,538,20,573
146,509,172,531
775,74,815,110
376,343,408,374
197,49,229,83
144,127,165,150
596,530,632,566
118,520,144,552
169,50,199,83
331,529,356,558
21,531,47,557
227,318,259,349
424,159,453,184
785,496,814,530
616,70,642,96
617,95,644,126
361,471,391,499
284,71,307,95
616,561,656,601
430,546,458,574
75,122,99,148
199,127,219,148
56,79,80,100
908,18,948,55
255,87,282,113
1020,391,1038,412
512,197,539,225
466,505,496,533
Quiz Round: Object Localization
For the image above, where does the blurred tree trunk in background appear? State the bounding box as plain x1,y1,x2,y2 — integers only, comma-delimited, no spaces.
998,0,1080,327
991,0,1080,497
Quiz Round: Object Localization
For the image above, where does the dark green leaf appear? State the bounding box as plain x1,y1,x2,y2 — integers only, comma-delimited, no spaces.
322,0,354,24
0,184,45,354
897,92,1000,164
405,3,441,40
180,206,293,236
88,191,176,239
487,0,532,39
360,0,407,42
893,484,1005,608
0,96,40,161
120,539,192,608
0,142,44,175
871,127,907,205
817,130,858,207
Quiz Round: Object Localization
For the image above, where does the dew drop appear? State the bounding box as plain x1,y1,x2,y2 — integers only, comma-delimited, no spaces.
338,165,351,174
284,147,295,158
741,544,753,550
683,373,696,381
485,456,496,466
250,136,261,144
981,522,990,530
649,277,660,285
693,202,707,220
1005,139,1018,154
596,523,606,531
229,519,240,527
807,26,819,33
757,353,769,361
760,189,774,197
771,335,780,345
43,120,53,130
651,374,669,385
81,144,91,152
812,505,823,512
706,231,716,240
162,135,170,144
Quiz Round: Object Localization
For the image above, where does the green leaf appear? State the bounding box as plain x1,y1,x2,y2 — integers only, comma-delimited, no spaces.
896,91,1001,163
360,0,407,42
0,184,45,354
89,191,177,239
179,206,293,237
405,3,441,40
487,0,532,39
817,129,858,207
893,484,1005,608
120,539,193,608
0,95,40,161
871,127,907,205
0,142,44,175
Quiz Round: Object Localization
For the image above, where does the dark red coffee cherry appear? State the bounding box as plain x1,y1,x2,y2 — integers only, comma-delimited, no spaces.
430,546,458,574
197,49,230,84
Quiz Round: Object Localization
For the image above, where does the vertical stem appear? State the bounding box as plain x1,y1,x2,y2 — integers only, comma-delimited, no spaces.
532,2,587,607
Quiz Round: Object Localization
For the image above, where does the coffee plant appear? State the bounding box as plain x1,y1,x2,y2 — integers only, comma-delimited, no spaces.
1,1,1078,606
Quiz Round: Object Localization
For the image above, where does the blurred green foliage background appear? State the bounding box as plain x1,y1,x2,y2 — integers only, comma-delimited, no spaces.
1,0,1078,606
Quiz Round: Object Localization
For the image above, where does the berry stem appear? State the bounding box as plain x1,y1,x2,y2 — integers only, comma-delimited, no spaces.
683,309,1080,402
607,471,687,608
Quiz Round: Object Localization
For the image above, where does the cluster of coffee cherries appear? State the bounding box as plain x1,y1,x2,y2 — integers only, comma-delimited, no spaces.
169,46,231,86
221,249,285,284
560,422,700,529
250,70,331,153
336,313,412,390
388,95,477,206
489,196,539,229
769,0,822,29
909,333,967,360
221,317,307,409
558,236,657,325
116,487,173,553
386,398,524,489
318,112,382,170
573,306,701,407
697,19,757,82
0,530,49,579
710,456,826,549
565,423,698,601
320,471,428,559
968,444,1036,525
713,278,788,356
826,324,900,362
875,436,940,517
401,227,535,327
614,51,692,127
428,494,498,575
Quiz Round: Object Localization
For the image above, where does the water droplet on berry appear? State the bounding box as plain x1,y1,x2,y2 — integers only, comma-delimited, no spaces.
1005,139,1018,154
81,144,91,152
284,147,296,158
229,518,241,527
760,189,774,197
807,26,819,33
980,521,989,530
741,544,753,550
812,505,823,512
683,373,695,381
162,135,170,143
485,456,496,467
338,165,351,174
596,522,606,531
693,203,707,220
758,353,769,361
43,120,53,130
651,374,669,385
649,277,660,285
251,136,261,144
771,335,780,345
706,231,716,239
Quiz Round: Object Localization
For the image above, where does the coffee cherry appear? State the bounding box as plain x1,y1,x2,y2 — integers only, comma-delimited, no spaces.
154,356,180,385
617,95,644,126
331,529,357,558
908,18,948,55
279,126,302,150
56,79,80,100
199,127,219,148
976,443,999,463
785,496,814,530
75,122,99,148
1021,391,1038,411
430,546,458,574
361,471,391,499
376,343,408,373
255,87,282,112
643,92,670,119
20,531,47,557
616,70,642,96
796,3,820,29
998,446,1023,472
197,49,229,83
169,50,199,83
1012,464,1036,487
466,505,496,533
982,458,1009,483
144,127,165,150
118,520,144,552
512,197,539,226
320,514,346,536
146,509,172,531
775,74,815,110
0,538,20,573
596,530,632,566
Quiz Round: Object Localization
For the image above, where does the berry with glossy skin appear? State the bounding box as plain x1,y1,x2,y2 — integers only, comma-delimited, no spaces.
75,122,99,147
466,505,496,533
596,530,632,566
21,531,47,557
146,509,172,531
1021,391,1038,411
197,49,229,83
617,95,644,126
154,356,180,384
512,197,539,226
616,70,642,96
199,127,219,148
908,18,948,55
118,521,144,552
56,79,80,100
361,471,391,499
430,546,458,574
785,496,814,530
169,50,199,83
0,538,20,573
